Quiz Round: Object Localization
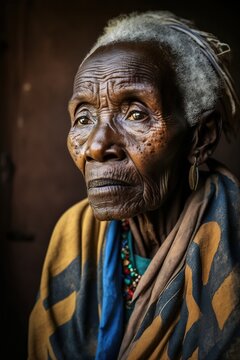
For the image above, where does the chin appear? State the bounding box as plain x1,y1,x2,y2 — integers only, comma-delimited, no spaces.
89,200,146,221
92,209,121,221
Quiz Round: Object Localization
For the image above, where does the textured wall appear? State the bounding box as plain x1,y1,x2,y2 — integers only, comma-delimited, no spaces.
1,0,240,358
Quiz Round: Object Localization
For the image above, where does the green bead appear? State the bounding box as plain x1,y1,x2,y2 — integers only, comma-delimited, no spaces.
124,278,131,285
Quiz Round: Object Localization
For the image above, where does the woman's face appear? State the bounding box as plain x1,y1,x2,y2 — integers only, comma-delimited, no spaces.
68,43,189,220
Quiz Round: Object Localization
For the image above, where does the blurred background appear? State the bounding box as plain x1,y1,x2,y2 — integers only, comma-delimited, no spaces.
1,0,239,358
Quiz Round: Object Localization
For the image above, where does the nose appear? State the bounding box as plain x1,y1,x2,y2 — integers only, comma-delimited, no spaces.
85,124,125,162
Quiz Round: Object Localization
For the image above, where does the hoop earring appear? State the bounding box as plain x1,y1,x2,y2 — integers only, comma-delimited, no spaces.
189,155,199,191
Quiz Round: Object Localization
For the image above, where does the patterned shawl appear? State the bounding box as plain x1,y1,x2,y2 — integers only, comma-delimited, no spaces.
28,160,240,359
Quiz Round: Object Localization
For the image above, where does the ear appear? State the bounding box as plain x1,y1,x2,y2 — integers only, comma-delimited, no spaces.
188,110,222,165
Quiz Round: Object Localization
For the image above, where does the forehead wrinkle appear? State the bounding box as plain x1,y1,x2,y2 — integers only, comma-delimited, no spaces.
74,75,159,99
72,57,163,112
73,80,96,98
70,87,98,109
97,81,111,109
75,54,158,82
73,51,161,101
111,80,156,96
75,68,157,84
73,82,159,107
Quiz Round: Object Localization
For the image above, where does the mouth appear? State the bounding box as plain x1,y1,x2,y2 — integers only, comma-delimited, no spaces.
87,178,131,190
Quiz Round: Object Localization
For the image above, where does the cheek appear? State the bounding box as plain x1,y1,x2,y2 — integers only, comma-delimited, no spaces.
130,126,168,174
67,132,85,174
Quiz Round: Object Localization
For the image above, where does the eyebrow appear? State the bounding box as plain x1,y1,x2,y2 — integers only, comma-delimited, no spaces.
68,81,159,115
68,86,96,116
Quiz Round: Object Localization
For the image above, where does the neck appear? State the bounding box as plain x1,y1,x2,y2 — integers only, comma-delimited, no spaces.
129,177,189,258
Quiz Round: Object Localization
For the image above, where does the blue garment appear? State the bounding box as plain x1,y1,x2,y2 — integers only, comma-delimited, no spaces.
96,222,151,357
96,221,123,360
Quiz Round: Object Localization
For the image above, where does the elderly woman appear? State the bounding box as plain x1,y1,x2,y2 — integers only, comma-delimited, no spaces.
28,11,240,360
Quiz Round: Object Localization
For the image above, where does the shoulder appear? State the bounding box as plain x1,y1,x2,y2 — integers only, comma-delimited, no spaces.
44,198,108,276
52,197,101,239
54,197,92,228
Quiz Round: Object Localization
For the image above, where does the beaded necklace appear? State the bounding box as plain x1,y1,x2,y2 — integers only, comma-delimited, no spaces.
121,219,141,308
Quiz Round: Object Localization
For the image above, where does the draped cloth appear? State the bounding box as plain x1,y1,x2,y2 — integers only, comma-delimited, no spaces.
28,160,240,360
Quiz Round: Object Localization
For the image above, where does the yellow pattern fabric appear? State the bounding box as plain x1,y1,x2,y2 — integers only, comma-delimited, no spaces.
28,199,107,359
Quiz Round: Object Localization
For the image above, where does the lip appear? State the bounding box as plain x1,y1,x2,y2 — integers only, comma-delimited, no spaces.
87,178,131,190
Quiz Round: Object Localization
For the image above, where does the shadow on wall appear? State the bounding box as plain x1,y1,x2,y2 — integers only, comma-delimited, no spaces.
1,0,240,358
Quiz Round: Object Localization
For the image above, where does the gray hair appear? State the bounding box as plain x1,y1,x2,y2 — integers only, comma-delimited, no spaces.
82,11,239,139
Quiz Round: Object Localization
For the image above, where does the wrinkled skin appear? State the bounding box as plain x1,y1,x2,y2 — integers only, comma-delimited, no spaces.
67,42,217,256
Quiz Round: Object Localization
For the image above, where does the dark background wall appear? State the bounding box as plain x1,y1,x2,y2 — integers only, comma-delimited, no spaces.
1,0,239,358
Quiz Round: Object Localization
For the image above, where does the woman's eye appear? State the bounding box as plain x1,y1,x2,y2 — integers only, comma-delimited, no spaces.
127,110,147,121
75,116,91,125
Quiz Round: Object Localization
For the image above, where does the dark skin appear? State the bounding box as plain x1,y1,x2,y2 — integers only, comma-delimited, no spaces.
68,42,220,258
